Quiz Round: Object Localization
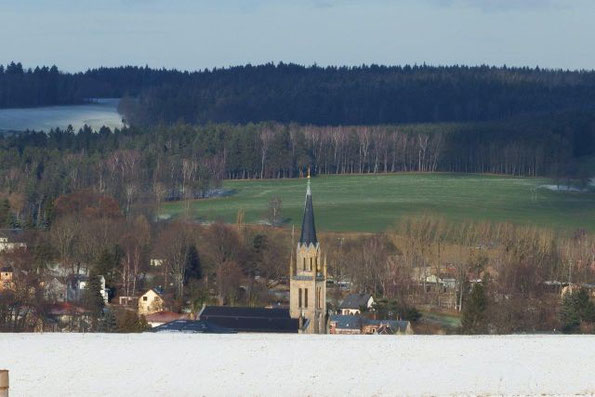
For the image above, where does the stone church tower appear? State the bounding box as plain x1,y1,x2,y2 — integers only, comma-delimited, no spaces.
289,175,327,334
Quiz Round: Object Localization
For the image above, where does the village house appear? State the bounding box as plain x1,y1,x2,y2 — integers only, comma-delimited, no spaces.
66,275,109,304
0,229,27,252
362,319,413,335
44,302,91,332
329,314,362,334
43,277,67,302
338,293,374,315
329,314,413,335
0,266,14,291
138,289,165,315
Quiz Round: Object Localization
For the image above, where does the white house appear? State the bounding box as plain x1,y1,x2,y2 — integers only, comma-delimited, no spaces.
338,293,375,315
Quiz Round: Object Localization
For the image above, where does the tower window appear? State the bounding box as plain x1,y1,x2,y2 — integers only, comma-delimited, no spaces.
299,288,302,308
305,288,308,308
310,257,313,271
303,258,306,271
317,287,321,309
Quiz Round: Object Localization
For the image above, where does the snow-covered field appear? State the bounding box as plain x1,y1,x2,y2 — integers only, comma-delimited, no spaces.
1,334,594,396
0,98,123,132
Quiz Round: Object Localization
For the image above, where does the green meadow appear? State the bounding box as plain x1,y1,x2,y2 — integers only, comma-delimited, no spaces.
162,174,595,233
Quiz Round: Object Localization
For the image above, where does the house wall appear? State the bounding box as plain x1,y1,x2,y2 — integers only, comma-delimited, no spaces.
138,291,164,315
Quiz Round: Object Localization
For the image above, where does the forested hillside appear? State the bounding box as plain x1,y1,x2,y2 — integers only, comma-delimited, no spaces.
1,62,594,227
3,62,595,125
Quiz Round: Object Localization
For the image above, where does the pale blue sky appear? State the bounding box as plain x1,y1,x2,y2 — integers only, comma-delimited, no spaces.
0,0,593,72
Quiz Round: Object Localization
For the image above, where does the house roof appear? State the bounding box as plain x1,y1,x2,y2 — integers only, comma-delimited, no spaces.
299,178,317,246
46,302,88,315
338,293,372,310
200,306,299,333
0,266,13,272
0,228,24,240
364,319,410,333
150,320,236,334
145,311,190,323
329,314,362,330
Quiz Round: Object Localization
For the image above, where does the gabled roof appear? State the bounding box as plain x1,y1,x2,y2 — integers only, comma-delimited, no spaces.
200,306,299,333
338,293,373,310
329,314,362,330
0,266,13,272
299,178,317,246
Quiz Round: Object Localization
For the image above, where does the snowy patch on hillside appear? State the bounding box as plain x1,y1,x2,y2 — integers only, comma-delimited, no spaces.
1,334,594,396
538,178,595,192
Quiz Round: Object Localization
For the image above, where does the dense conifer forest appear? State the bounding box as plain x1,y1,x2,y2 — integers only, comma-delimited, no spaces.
3,61,595,125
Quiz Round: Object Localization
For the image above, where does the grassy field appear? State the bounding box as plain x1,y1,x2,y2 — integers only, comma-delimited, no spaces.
162,173,595,233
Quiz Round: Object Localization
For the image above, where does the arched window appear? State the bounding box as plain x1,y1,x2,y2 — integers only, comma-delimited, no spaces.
303,257,306,271
299,288,302,308
310,257,313,271
305,288,308,308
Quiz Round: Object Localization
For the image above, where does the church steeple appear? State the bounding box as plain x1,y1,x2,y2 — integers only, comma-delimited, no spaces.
299,171,317,246
290,169,327,334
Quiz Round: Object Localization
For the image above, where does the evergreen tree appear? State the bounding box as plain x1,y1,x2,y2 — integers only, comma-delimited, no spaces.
82,275,105,315
560,289,595,333
0,198,10,227
184,245,202,283
100,309,118,333
461,283,488,334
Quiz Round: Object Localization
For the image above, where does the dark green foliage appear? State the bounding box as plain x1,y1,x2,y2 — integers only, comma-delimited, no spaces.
560,289,595,333
373,298,422,322
115,309,149,333
0,199,11,227
82,275,105,315
94,247,123,288
100,309,119,333
461,283,488,334
184,245,202,283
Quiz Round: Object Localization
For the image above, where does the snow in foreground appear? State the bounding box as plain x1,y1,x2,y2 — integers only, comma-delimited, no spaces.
1,333,594,396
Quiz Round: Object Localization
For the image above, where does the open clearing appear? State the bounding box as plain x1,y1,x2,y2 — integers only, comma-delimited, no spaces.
1,333,593,396
163,173,595,232
0,98,123,132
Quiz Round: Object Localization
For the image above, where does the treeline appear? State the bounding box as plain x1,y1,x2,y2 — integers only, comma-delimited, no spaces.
3,61,595,126
0,115,593,226
0,62,82,108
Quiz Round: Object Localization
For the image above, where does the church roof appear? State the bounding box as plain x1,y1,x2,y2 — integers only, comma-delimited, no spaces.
299,178,317,246
199,306,299,333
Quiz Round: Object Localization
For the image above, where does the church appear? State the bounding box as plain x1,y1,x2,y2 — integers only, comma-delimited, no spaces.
289,174,327,334
196,174,328,334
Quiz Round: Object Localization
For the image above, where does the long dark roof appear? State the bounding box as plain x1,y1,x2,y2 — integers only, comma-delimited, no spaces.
299,180,317,246
150,320,236,334
199,306,299,333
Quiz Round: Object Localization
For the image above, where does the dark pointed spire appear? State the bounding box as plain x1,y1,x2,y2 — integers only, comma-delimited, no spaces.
299,170,317,246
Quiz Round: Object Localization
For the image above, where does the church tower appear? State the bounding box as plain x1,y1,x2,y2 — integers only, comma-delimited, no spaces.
289,173,327,334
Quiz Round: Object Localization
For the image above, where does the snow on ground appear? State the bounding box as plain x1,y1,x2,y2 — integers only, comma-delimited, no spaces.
1,333,594,396
538,178,595,192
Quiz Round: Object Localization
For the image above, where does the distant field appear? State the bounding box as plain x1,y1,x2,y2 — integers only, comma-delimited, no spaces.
0,98,123,132
163,173,595,232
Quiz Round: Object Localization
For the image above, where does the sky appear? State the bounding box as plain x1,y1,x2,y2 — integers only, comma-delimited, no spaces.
0,0,593,72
